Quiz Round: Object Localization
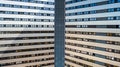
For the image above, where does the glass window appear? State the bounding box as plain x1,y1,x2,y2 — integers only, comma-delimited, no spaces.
118,0,120,2
90,3,96,7
117,8,120,11
108,8,114,12
116,16,120,20
0,4,2,7
108,17,114,20
109,0,115,3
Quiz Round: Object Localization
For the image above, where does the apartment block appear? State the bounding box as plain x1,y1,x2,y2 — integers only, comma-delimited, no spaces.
0,0,120,67
0,0,54,67
65,0,120,67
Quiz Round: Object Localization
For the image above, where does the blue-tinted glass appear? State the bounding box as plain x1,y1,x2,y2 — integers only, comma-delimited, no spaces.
0,4,2,7
118,0,120,2
109,0,115,3
91,3,96,6
85,4,89,7
108,8,114,12
117,8,120,11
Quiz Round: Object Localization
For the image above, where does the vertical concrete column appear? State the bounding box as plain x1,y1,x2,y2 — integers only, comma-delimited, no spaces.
55,0,65,67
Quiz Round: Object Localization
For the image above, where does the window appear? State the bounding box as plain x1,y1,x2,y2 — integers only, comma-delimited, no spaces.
108,17,114,20
108,8,114,12
117,8,120,11
90,3,96,7
109,0,115,3
118,0,120,2
116,16,120,20
90,11,96,14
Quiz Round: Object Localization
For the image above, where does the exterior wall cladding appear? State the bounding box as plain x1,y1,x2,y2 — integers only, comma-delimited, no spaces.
0,0,120,67
0,0,55,67
65,0,120,67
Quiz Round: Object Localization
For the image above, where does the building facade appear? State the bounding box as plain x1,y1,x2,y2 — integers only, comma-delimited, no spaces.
0,0,54,67
0,0,120,67
65,0,120,67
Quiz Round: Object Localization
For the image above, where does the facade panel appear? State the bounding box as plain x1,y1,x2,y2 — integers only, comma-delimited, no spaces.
0,0,54,67
65,0,120,67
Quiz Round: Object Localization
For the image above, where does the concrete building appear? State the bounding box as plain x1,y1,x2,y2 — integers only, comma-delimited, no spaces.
0,0,120,67
0,0,54,67
65,0,120,67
